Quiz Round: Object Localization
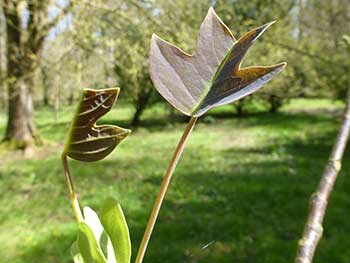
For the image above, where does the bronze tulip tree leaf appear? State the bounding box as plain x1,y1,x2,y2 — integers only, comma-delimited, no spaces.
150,7,287,117
61,87,131,223
136,7,287,263
63,88,131,162
61,88,132,263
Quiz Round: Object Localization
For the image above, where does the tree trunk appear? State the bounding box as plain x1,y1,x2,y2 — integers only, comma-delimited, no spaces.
0,89,6,109
234,99,246,116
269,95,282,113
41,66,51,106
0,14,6,110
2,0,42,150
131,88,152,127
43,87,50,106
4,78,41,149
54,74,60,122
132,105,145,127
68,91,74,105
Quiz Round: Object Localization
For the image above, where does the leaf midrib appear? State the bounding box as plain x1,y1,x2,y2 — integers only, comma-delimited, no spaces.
191,40,237,115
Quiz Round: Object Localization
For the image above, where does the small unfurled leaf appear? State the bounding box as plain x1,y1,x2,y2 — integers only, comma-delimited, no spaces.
83,207,105,239
71,200,130,263
100,231,117,263
64,88,130,162
83,206,117,263
100,198,131,263
77,222,107,263
150,7,287,117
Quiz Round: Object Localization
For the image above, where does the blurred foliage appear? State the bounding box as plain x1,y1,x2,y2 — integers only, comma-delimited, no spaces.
216,0,349,112
2,0,348,121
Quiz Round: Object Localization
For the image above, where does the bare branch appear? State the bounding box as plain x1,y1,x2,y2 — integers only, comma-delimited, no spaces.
128,0,176,38
269,40,346,70
41,0,74,33
295,88,350,263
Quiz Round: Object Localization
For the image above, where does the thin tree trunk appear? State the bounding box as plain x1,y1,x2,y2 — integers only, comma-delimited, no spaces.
0,88,6,109
269,95,282,113
131,88,152,127
54,74,60,122
41,65,51,106
234,98,246,116
295,89,350,263
26,83,40,144
131,105,145,127
0,11,6,110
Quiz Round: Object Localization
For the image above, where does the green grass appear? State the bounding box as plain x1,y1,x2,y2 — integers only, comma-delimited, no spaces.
0,99,349,263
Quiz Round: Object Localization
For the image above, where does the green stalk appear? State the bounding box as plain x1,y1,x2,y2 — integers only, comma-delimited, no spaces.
61,154,83,223
135,116,198,263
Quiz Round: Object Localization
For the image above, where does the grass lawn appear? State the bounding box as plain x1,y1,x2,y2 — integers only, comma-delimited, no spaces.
0,99,349,263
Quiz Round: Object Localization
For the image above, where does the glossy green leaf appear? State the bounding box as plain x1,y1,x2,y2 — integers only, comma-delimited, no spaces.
100,198,131,263
100,231,117,263
83,206,117,263
64,88,131,162
77,222,107,263
83,207,104,241
150,7,287,117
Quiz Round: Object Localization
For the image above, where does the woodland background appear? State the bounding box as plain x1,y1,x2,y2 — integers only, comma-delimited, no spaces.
0,0,349,263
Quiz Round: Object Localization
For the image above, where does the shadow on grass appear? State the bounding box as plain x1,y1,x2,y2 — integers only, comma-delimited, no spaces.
108,110,338,130
36,110,340,141
135,130,349,263
13,111,350,263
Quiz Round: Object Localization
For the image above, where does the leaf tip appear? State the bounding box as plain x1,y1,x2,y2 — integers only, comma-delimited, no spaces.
279,62,288,69
255,20,275,37
273,62,287,72
208,6,215,14
267,20,277,26
110,87,121,95
151,33,160,43
118,128,132,140
150,33,162,56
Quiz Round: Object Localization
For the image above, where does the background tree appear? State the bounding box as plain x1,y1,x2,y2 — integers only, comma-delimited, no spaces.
2,0,348,137
1,0,73,150
69,0,211,125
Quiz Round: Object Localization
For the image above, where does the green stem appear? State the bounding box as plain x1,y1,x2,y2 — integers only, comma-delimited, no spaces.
135,116,198,263
61,154,83,223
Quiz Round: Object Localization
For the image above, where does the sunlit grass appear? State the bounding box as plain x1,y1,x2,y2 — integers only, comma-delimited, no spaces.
0,99,349,263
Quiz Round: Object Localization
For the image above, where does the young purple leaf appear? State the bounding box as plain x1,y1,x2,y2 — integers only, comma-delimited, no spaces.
137,8,287,263
150,7,287,117
63,88,131,162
